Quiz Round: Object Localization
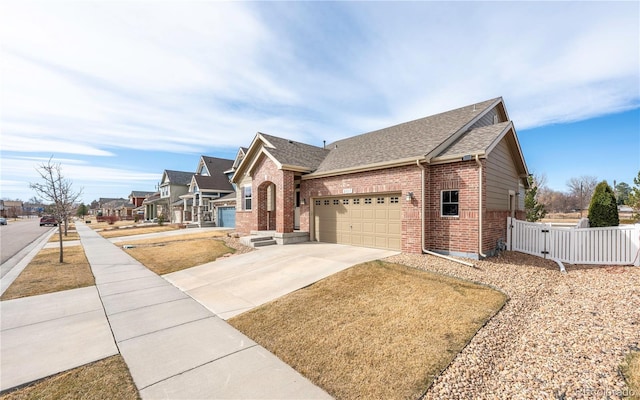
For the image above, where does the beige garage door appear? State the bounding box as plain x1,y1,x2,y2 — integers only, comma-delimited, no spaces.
314,193,402,251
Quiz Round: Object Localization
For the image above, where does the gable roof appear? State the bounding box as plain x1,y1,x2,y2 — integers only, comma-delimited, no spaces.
130,191,154,198
190,156,235,192
162,170,193,186
310,97,503,176
233,97,528,182
200,156,234,176
436,121,512,160
259,133,329,171
434,120,529,180
192,174,233,192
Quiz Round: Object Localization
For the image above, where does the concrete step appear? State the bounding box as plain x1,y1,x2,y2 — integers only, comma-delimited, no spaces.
240,235,276,248
249,236,274,243
252,239,277,247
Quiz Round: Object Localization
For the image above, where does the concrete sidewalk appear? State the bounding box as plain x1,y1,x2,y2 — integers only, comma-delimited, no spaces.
75,222,331,399
0,287,118,392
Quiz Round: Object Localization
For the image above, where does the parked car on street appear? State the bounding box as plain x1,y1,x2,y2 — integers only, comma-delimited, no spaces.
39,216,58,226
0,217,7,225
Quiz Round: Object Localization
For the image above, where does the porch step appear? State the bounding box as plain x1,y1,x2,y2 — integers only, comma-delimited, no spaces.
253,239,277,247
240,235,277,248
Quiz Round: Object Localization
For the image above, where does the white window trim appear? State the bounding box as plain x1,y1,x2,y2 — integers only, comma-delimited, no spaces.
243,186,252,210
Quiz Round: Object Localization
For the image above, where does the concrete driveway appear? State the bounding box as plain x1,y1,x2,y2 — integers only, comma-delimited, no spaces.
164,242,399,319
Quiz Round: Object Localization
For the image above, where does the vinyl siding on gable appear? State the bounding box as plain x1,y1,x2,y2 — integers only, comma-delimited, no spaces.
468,106,506,131
485,138,520,210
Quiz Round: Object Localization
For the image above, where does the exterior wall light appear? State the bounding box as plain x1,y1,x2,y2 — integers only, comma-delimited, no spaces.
406,192,414,201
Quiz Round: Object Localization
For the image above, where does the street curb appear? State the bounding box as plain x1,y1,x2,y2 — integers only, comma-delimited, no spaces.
0,229,57,296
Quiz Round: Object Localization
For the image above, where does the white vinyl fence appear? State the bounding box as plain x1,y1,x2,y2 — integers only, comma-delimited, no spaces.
507,217,640,266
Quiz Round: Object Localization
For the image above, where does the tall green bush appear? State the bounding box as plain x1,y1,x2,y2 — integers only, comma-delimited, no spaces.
588,181,619,227
525,175,546,222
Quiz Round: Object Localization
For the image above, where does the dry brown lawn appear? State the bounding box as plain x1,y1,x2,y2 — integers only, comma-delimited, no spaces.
0,355,139,400
1,247,94,301
98,225,179,238
229,261,507,400
123,231,234,275
48,231,80,242
622,351,640,400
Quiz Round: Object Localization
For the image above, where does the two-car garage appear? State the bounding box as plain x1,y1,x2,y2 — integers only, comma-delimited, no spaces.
313,193,402,251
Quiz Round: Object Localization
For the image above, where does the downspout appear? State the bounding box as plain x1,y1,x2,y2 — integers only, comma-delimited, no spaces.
416,160,475,268
475,155,488,258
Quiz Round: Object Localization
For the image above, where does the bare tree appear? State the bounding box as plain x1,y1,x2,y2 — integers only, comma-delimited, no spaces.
29,158,82,263
567,176,598,216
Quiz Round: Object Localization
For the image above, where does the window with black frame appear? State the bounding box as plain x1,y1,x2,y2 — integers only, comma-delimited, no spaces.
441,190,459,216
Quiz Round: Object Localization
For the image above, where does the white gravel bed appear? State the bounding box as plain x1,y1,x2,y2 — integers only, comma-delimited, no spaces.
384,251,640,399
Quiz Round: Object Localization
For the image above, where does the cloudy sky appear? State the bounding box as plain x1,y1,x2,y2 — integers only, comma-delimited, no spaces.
1,1,638,203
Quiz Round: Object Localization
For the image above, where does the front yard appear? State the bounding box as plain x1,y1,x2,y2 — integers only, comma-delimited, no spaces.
121,231,236,275
229,261,507,399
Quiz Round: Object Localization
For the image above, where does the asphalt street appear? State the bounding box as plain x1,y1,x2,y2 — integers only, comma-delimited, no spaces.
0,218,53,277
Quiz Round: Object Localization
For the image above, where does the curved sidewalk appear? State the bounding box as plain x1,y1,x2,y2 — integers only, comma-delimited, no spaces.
75,222,331,399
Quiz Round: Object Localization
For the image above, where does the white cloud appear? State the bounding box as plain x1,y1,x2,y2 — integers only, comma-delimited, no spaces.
0,1,638,200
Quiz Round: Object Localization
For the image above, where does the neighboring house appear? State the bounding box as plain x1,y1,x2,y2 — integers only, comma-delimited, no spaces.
158,170,193,223
181,156,235,227
142,192,161,221
130,191,155,207
96,198,126,217
232,97,529,258
102,198,135,219
619,205,634,220
1,200,23,218
128,191,155,221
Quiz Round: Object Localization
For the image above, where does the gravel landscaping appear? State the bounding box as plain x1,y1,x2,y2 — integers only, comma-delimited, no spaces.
385,251,640,399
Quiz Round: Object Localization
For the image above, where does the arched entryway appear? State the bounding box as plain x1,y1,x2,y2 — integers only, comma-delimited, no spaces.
257,181,277,231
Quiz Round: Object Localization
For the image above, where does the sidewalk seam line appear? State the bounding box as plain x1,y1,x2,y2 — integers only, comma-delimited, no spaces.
116,315,215,343
1,306,104,332
138,344,260,391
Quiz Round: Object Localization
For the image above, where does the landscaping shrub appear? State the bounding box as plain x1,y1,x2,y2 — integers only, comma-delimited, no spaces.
104,215,119,225
588,181,619,227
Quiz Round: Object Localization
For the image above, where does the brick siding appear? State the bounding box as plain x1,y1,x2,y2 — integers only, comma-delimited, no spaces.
301,165,422,253
236,154,521,257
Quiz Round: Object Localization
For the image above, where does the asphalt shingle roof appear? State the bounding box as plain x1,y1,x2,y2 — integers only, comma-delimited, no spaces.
260,133,330,171
197,156,234,191
194,174,233,192
437,121,512,159
313,98,500,173
130,191,155,198
164,170,193,186
202,156,234,175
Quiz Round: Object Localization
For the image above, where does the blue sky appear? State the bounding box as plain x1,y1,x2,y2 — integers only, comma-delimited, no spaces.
1,1,638,203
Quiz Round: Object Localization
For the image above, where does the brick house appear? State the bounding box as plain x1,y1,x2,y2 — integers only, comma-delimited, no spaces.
232,97,529,259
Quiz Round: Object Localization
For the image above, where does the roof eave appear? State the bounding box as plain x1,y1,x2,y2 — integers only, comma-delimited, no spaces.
280,164,313,173
302,157,426,180
429,152,487,165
